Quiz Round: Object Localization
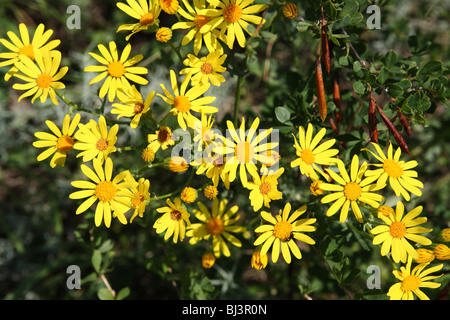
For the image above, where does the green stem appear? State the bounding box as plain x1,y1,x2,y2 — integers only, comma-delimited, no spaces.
168,41,184,64
149,168,195,202
233,75,244,127
55,89,100,116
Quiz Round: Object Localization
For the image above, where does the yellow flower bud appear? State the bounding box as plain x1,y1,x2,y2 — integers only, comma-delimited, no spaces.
166,156,189,172
181,187,197,203
283,3,298,19
202,253,216,269
377,205,394,218
440,228,450,242
415,248,435,264
204,185,218,200
434,244,450,260
310,180,324,196
156,27,172,43
251,250,268,270
141,147,155,162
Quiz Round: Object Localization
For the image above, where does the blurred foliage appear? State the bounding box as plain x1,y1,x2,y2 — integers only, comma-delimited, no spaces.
0,0,449,300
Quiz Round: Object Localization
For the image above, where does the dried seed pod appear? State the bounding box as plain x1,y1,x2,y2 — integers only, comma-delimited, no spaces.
316,58,327,122
333,75,342,125
369,92,378,143
321,17,331,74
397,111,412,136
376,104,411,156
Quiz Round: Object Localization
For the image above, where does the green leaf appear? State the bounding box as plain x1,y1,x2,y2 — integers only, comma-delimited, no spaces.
116,287,131,300
418,60,443,75
275,106,292,124
97,287,114,300
339,55,349,67
352,80,365,94
296,21,312,32
92,249,102,273
353,61,362,73
386,83,403,98
377,67,389,85
383,50,398,68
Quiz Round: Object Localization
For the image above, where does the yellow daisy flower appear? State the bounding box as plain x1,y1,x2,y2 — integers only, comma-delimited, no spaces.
320,155,385,223
291,123,339,181
111,85,155,129
370,201,432,263
186,198,246,257
254,203,316,264
116,0,161,40
33,113,80,168
192,112,217,151
172,0,224,55
214,117,275,188
69,157,138,228
12,50,68,105
125,175,150,223
147,126,175,152
157,70,217,130
387,257,443,300
74,115,118,163
194,152,231,189
0,23,60,81
160,0,179,14
363,142,424,201
84,41,148,102
247,167,284,212
180,51,227,87
153,197,191,243
199,0,267,49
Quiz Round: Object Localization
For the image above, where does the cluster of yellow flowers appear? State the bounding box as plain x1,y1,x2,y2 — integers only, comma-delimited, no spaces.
1,1,447,300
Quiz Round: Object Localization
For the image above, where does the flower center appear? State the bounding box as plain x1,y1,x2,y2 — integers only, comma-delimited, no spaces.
19,44,35,60
234,141,255,163
95,181,116,202
131,192,144,208
140,12,155,26
273,220,293,241
134,102,144,114
170,210,182,221
57,135,75,152
36,73,53,89
343,182,362,201
383,159,404,178
223,3,242,23
200,63,213,75
206,217,224,236
108,61,125,78
174,95,191,113
300,148,315,165
157,126,172,143
259,182,271,195
401,275,421,293
193,14,210,29
389,221,407,238
96,138,109,151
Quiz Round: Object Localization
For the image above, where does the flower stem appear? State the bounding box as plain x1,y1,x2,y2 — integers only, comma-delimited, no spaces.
168,41,184,64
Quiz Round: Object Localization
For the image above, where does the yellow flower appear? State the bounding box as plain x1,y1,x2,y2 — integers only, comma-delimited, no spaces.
84,41,148,102
194,151,231,189
199,0,267,50
415,248,435,264
125,175,150,223
180,51,227,87
434,244,450,260
69,157,138,227
160,0,179,14
282,3,298,19
440,228,450,242
377,205,394,218
155,27,173,42
187,198,246,257
74,116,118,163
12,50,68,105
172,0,224,55
204,185,218,199
320,155,385,223
254,203,316,264
251,250,268,270
141,147,155,162
33,113,80,168
291,123,339,181
111,85,155,129
154,198,191,243
363,142,424,201
147,126,175,152
0,23,60,81
167,156,189,172
310,180,324,196
247,168,284,212
192,112,217,151
116,0,161,40
387,257,443,300
202,252,216,268
158,70,217,130
371,201,432,263
214,117,275,188
181,187,198,203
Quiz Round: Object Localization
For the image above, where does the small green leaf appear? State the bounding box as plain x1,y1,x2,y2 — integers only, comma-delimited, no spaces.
116,287,131,300
339,56,349,66
418,60,443,75
275,106,292,124
377,67,389,85
352,80,365,94
353,61,362,72
92,249,102,273
386,83,403,98
97,287,114,300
